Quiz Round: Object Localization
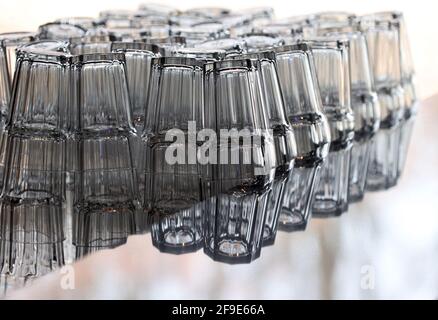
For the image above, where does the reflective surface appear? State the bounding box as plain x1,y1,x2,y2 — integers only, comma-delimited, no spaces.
5,95,435,300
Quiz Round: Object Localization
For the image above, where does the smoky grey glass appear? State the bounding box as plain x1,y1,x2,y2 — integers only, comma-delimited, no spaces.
228,51,297,246
70,53,138,258
273,44,330,230
202,59,276,263
304,38,355,217
140,57,205,254
359,17,405,191
38,22,87,40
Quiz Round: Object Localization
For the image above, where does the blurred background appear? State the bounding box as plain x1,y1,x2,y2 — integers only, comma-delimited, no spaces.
2,0,438,299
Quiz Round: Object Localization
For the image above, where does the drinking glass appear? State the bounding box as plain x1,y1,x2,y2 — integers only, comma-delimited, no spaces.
170,23,228,45
38,22,86,40
140,36,186,55
140,57,205,253
323,31,381,202
172,47,227,61
228,51,297,246
203,59,277,263
193,38,246,56
304,38,355,217
0,41,70,283
138,3,177,16
0,33,36,190
240,33,285,53
273,44,331,230
55,17,100,30
71,53,138,257
359,17,405,191
0,198,64,288
69,35,116,55
365,12,417,178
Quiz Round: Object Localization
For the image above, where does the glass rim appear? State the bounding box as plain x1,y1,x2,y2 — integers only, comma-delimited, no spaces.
111,41,164,55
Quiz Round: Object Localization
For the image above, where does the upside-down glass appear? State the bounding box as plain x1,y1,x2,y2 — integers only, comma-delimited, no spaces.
172,47,227,61
304,38,355,217
69,35,115,55
138,3,177,16
141,57,205,253
273,44,331,230
0,33,36,190
359,17,405,191
140,36,186,55
0,41,70,283
38,22,87,40
240,33,285,53
229,51,297,246
71,53,138,257
193,38,246,56
364,12,417,178
55,17,100,30
203,59,277,263
323,31,381,202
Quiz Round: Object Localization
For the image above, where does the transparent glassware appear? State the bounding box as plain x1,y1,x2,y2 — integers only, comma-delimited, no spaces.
137,23,170,38
0,198,64,288
99,27,150,42
238,7,274,27
0,33,36,191
150,203,204,254
138,3,177,16
273,44,331,230
255,24,304,44
112,43,164,183
55,17,100,30
2,42,71,202
140,57,205,254
366,12,417,178
99,9,136,20
111,43,164,131
359,17,405,191
240,33,285,53
304,38,355,217
312,12,357,25
38,22,86,40
140,36,186,55
203,59,277,263
229,51,297,246
0,41,70,283
170,24,228,45
71,53,138,257
320,31,381,202
69,35,115,55
172,47,227,61
193,38,246,57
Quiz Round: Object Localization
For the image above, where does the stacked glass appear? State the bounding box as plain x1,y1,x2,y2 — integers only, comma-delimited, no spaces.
303,38,355,217
202,59,277,263
274,44,330,230
0,41,69,286
358,16,405,191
